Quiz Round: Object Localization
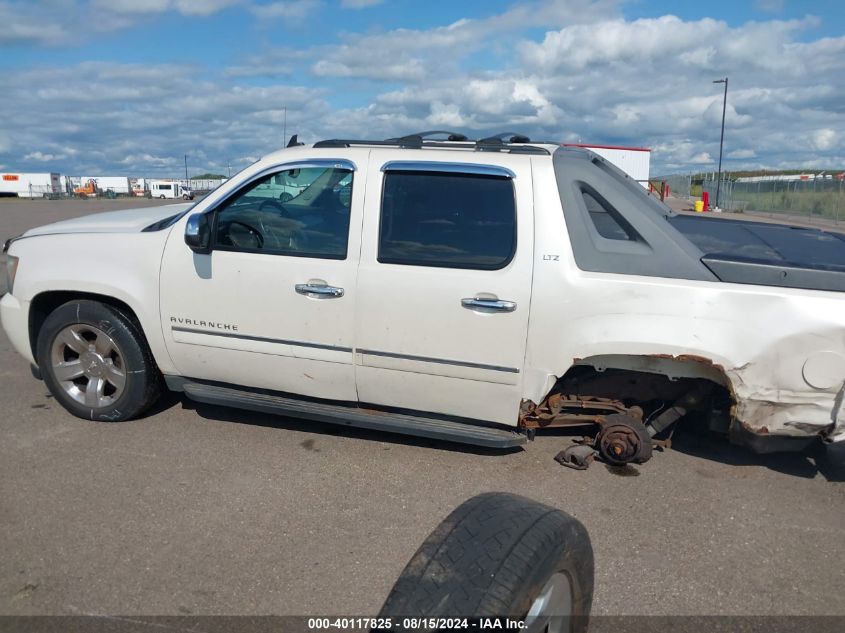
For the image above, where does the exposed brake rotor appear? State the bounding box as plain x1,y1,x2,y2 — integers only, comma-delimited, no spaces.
596,413,653,465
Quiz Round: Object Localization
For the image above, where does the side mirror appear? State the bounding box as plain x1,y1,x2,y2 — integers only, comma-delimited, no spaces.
184,212,211,253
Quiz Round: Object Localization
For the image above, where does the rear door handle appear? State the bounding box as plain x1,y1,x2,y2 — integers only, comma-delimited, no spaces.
296,282,344,298
461,297,516,312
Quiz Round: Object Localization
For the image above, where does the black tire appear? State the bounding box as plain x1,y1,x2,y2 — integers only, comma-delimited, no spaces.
279,192,293,203
378,492,593,632
36,300,161,422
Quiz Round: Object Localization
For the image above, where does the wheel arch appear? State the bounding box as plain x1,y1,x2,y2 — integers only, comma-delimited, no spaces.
569,353,734,390
522,353,738,433
29,291,151,362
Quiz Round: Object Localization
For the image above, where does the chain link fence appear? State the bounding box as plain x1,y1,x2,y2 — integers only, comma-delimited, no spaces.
660,174,693,200
702,178,844,224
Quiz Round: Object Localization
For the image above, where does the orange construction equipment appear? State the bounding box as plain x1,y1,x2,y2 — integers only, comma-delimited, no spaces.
73,179,99,197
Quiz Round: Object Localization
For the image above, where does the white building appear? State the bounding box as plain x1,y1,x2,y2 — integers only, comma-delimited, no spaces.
563,143,651,187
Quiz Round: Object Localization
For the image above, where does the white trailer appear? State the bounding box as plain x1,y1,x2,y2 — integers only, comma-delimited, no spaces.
82,176,131,195
150,180,191,199
563,144,651,187
0,172,62,198
129,178,147,196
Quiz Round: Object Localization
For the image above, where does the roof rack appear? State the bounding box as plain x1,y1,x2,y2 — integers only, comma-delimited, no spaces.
385,130,470,144
313,131,551,155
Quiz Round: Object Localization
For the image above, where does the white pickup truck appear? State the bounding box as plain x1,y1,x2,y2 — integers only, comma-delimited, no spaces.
2,132,844,466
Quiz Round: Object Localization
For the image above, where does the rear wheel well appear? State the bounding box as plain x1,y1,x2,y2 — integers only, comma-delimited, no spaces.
29,291,147,362
563,357,734,427
523,355,736,434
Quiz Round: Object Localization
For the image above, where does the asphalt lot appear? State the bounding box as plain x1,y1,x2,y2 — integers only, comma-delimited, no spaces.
1,198,844,618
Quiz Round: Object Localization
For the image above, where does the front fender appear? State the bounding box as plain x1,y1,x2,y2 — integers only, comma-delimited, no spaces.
10,232,175,374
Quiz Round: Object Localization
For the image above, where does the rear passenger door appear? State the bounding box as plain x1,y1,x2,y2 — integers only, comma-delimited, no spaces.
354,158,534,425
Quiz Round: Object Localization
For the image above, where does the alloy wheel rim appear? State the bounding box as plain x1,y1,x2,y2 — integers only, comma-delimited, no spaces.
50,324,127,408
523,572,573,633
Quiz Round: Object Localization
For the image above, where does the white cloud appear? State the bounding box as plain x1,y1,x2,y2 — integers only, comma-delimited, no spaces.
90,0,242,16
2,1,844,174
689,152,714,164
0,0,243,45
1,62,329,175
0,1,72,45
727,149,756,159
302,0,619,82
24,151,66,162
249,0,320,21
340,0,383,7
812,129,837,151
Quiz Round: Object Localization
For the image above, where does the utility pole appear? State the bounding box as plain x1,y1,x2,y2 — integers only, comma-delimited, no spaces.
283,106,287,146
713,77,728,209
227,160,231,178
184,154,188,183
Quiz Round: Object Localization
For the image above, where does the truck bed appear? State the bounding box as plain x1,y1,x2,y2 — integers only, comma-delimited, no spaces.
668,215,845,292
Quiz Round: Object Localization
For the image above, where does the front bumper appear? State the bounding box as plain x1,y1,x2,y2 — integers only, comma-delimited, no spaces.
0,293,35,365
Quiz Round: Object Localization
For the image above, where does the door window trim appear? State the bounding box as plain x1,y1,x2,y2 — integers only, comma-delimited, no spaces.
381,161,515,179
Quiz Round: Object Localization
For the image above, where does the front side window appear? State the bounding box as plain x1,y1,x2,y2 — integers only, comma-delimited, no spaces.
378,171,516,269
214,166,353,259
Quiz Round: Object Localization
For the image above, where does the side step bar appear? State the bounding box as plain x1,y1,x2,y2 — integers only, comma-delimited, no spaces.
177,380,527,449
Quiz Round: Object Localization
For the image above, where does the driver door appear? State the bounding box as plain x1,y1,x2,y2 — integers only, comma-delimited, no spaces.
159,156,365,401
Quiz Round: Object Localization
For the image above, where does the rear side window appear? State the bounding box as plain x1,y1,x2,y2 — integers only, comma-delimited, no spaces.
379,171,516,269
582,189,636,241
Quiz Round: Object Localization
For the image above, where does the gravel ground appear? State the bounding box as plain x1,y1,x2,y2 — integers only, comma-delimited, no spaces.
1,198,843,618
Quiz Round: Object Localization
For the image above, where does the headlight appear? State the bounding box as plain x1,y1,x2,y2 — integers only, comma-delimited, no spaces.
5,255,19,294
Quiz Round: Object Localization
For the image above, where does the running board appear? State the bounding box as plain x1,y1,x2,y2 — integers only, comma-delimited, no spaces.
178,381,527,449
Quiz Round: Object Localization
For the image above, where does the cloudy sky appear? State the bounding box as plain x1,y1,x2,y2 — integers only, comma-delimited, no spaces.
1,0,843,176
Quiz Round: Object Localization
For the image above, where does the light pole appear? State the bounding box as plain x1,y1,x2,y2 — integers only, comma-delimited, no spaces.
713,77,728,209
184,154,188,184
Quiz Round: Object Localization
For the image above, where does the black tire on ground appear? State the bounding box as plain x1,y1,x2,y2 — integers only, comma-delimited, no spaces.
279,192,293,203
36,300,162,422
378,492,594,632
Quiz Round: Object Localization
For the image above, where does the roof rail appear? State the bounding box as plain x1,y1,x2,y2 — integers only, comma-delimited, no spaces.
386,130,470,143
479,132,532,144
313,133,550,155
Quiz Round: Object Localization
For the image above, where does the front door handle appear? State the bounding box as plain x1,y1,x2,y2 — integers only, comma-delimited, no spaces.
461,297,516,312
296,282,344,298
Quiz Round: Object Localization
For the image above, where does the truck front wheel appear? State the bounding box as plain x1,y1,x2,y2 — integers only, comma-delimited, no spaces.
36,300,161,422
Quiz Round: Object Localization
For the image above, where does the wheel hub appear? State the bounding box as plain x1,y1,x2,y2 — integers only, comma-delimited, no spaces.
80,351,107,378
596,414,653,465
